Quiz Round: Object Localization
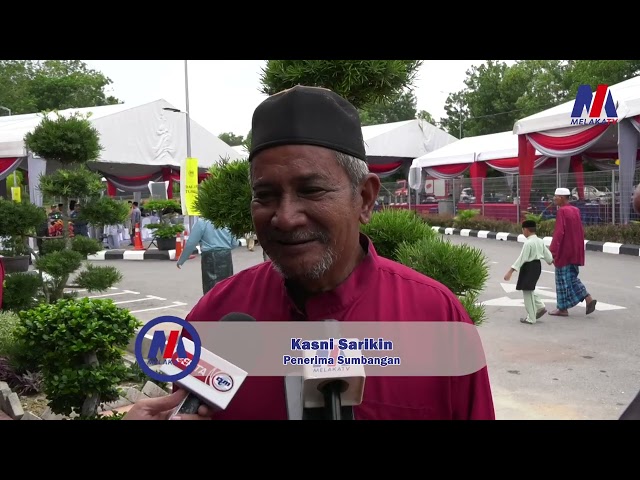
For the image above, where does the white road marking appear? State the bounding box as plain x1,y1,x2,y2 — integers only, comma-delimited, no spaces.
488,283,626,311
87,289,139,298
114,295,167,305
129,301,188,314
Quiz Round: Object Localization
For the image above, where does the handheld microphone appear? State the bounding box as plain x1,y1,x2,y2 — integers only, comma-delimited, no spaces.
161,313,255,417
284,374,304,420
301,320,366,420
619,389,640,420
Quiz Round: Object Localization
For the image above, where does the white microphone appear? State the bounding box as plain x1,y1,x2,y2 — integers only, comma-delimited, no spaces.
160,313,253,416
301,320,366,420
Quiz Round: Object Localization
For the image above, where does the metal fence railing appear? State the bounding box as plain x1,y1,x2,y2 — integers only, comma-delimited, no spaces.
386,169,640,226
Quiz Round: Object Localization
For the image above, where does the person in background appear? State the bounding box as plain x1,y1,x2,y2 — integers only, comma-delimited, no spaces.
48,205,60,223
48,203,65,237
70,203,88,237
504,220,553,325
126,200,133,245
176,217,238,294
129,201,141,245
548,187,597,317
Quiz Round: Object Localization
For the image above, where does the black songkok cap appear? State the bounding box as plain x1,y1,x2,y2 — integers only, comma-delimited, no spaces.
522,220,536,229
248,85,367,162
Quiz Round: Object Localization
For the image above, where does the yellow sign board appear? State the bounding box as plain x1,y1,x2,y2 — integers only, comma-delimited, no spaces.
184,157,200,216
11,187,21,202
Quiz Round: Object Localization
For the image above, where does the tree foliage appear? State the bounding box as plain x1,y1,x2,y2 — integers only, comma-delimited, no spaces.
259,60,423,109
0,199,47,238
562,60,640,95
13,298,141,418
3,111,136,421
359,90,419,126
218,132,245,146
196,158,253,238
0,60,121,115
438,60,640,138
20,113,126,302
24,112,102,165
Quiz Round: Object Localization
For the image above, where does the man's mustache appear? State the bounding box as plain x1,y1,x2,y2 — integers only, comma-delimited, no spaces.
266,230,330,244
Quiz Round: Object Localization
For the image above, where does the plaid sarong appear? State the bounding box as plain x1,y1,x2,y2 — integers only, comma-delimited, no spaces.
201,248,234,295
555,264,588,310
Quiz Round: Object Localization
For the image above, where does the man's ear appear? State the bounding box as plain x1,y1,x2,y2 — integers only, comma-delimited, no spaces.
358,173,381,224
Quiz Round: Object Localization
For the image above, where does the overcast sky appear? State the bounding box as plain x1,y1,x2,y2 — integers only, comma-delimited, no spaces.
82,60,514,138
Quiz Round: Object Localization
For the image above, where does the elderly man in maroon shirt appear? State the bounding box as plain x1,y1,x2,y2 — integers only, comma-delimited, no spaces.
548,187,597,316
124,85,495,420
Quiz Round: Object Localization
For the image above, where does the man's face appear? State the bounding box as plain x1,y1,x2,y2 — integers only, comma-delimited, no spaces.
250,145,377,283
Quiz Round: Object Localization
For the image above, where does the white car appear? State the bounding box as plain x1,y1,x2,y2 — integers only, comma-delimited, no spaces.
459,188,476,203
571,186,611,203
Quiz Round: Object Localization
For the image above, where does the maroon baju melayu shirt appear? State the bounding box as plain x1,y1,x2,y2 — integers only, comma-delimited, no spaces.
183,234,495,420
550,205,586,268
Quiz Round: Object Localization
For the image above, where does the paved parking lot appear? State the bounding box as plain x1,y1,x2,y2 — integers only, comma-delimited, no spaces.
65,286,189,322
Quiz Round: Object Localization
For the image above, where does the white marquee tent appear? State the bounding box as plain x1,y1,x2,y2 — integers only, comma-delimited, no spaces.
0,99,244,178
228,119,457,167
513,75,640,135
362,118,457,159
512,75,640,223
361,118,457,178
232,144,249,158
408,131,549,190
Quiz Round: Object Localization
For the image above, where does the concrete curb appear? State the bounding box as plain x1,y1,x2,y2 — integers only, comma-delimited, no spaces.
431,226,640,257
87,246,201,261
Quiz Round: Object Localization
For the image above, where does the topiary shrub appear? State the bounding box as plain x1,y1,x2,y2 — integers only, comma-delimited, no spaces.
360,208,437,260
1,271,43,312
361,209,489,325
23,112,130,303
13,297,142,418
196,158,253,239
396,237,490,325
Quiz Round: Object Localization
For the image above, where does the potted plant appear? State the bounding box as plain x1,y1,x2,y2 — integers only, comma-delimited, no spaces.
143,199,185,251
0,199,47,273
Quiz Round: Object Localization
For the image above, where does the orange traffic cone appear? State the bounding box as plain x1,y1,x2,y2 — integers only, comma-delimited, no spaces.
173,232,183,260
133,223,145,250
